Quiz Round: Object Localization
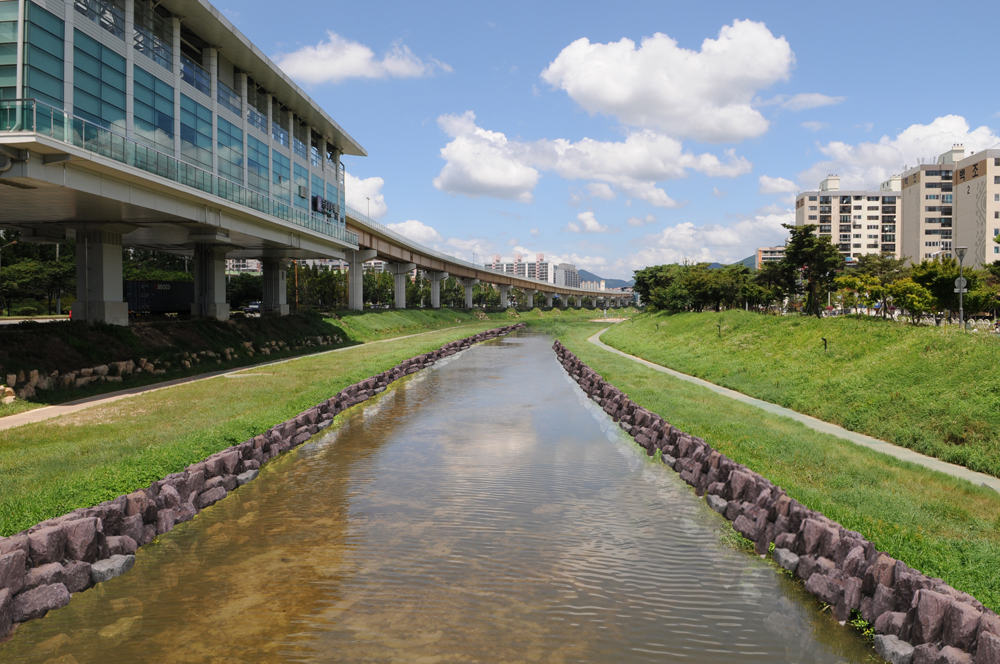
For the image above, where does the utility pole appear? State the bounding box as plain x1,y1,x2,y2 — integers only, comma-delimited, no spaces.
956,246,968,331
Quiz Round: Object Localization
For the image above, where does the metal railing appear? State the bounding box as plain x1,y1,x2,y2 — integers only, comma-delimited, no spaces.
0,99,358,247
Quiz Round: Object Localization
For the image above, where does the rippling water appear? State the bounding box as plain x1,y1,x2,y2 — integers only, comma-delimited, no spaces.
0,332,873,662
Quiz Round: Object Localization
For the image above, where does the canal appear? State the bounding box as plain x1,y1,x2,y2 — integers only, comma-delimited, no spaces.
1,332,873,662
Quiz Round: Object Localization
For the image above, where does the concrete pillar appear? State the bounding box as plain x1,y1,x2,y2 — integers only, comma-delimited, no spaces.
72,229,128,326
561,295,568,309
460,278,479,309
430,271,448,309
525,289,537,308
545,292,554,308
576,295,584,308
345,249,377,310
191,245,230,320
388,262,416,309
498,284,510,309
262,260,289,315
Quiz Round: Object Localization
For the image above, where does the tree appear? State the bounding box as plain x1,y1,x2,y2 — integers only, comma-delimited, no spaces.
782,224,843,317
227,273,263,310
889,278,935,324
855,252,909,317
834,273,881,318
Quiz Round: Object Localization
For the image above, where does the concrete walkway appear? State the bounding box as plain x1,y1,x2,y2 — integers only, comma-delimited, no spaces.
0,324,478,432
588,328,1000,494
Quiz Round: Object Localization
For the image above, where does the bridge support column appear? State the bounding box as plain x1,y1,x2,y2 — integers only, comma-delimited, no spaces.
388,262,416,309
561,295,568,308
576,295,584,308
545,292,554,308
191,244,230,321
430,271,448,309
346,249,377,311
460,278,479,308
262,260,289,316
525,289,537,308
498,284,510,309
72,229,128,326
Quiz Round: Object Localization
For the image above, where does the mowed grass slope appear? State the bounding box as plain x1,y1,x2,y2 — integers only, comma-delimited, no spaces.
528,319,1000,613
0,322,501,537
601,310,1000,478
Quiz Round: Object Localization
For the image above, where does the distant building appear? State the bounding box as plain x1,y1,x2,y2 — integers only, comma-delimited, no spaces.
901,145,962,262
581,279,605,291
954,149,1000,268
795,174,901,260
554,263,581,288
226,259,262,274
755,246,785,269
484,253,552,283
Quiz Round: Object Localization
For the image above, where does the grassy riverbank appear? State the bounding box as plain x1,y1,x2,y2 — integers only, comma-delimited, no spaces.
0,322,503,537
601,310,1000,479
528,319,1000,613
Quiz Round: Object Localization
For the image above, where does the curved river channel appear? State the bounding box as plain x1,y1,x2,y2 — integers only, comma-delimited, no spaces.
1,332,874,663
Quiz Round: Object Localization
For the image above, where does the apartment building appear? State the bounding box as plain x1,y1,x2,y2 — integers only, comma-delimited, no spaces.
755,246,785,269
900,146,962,262
554,263,580,288
954,149,1000,268
795,175,902,260
486,253,552,283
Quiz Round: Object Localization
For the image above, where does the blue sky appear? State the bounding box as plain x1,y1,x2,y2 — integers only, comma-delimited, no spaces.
224,0,1000,279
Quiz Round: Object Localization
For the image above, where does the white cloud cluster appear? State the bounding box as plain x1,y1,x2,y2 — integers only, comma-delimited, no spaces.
275,32,451,85
761,93,845,112
799,115,1000,190
432,112,752,206
344,172,388,219
615,210,793,271
758,175,799,194
627,214,657,227
566,211,608,233
385,219,442,244
540,20,794,143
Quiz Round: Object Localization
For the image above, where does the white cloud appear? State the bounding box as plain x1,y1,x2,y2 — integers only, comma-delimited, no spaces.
799,115,1000,190
530,228,540,237
507,238,518,246
566,210,609,233
546,253,610,274
540,20,793,143
385,219,442,244
587,182,616,200
616,209,792,270
627,214,657,227
711,187,728,198
274,32,451,84
758,175,799,194
344,172,388,219
781,93,844,111
433,112,752,205
801,121,828,132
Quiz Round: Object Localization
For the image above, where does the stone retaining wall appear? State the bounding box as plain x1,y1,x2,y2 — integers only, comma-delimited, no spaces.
0,324,525,641
553,340,999,664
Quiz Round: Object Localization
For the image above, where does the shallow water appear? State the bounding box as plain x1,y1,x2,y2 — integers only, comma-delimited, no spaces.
1,332,874,663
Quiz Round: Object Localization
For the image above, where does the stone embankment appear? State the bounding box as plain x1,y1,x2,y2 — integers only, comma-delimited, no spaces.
552,340,999,664
0,334,343,404
0,324,524,641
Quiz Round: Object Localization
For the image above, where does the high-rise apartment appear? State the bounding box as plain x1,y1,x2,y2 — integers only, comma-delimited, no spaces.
900,145,962,262
795,175,902,260
954,149,1000,268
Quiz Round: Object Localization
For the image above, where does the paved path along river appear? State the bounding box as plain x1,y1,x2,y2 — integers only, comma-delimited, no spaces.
0,332,872,662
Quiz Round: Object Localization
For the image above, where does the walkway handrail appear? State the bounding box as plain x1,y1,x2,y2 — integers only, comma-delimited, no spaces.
0,99,359,248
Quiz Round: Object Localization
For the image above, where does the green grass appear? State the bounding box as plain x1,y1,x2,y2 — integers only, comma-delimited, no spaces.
601,310,1000,479
0,321,502,537
526,318,1000,613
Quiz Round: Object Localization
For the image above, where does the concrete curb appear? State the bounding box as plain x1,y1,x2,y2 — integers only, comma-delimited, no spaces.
554,339,1000,664
0,324,525,641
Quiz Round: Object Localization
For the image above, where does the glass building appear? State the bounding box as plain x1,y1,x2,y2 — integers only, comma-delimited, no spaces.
0,0,365,324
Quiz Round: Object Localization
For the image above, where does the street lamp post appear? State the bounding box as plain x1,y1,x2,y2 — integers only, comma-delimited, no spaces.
956,246,968,331
366,196,370,219
0,240,18,317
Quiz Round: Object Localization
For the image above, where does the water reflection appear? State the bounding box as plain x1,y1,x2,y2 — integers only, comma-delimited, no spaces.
0,332,873,663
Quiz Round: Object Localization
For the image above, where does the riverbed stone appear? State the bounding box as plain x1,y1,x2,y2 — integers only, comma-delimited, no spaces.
976,631,1000,664
13,583,70,622
119,514,144,545
875,611,909,638
236,470,258,486
63,560,92,593
873,584,898,621
911,589,951,644
805,572,843,607
934,646,973,664
139,524,155,546
175,503,196,524
157,484,181,510
28,526,66,566
106,536,137,556
943,599,982,651
0,536,28,557
705,494,727,514
0,550,27,594
875,634,915,664
796,555,834,581
24,562,65,591
90,555,135,584
773,548,799,573
125,491,157,524
0,589,11,639
155,509,176,536
195,486,227,510
62,517,102,563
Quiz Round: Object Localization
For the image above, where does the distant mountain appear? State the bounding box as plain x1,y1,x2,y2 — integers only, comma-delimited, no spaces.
577,269,634,289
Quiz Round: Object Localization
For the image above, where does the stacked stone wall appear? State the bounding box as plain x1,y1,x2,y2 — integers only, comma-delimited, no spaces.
0,324,525,640
553,340,999,664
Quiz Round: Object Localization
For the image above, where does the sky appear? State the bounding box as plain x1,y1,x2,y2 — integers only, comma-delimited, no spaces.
223,0,1000,279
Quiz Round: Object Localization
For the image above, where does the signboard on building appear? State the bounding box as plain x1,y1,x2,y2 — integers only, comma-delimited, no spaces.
955,160,986,185
902,171,921,189
312,196,340,220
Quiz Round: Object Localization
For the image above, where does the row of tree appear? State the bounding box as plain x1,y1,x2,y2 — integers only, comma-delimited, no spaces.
633,224,1000,323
